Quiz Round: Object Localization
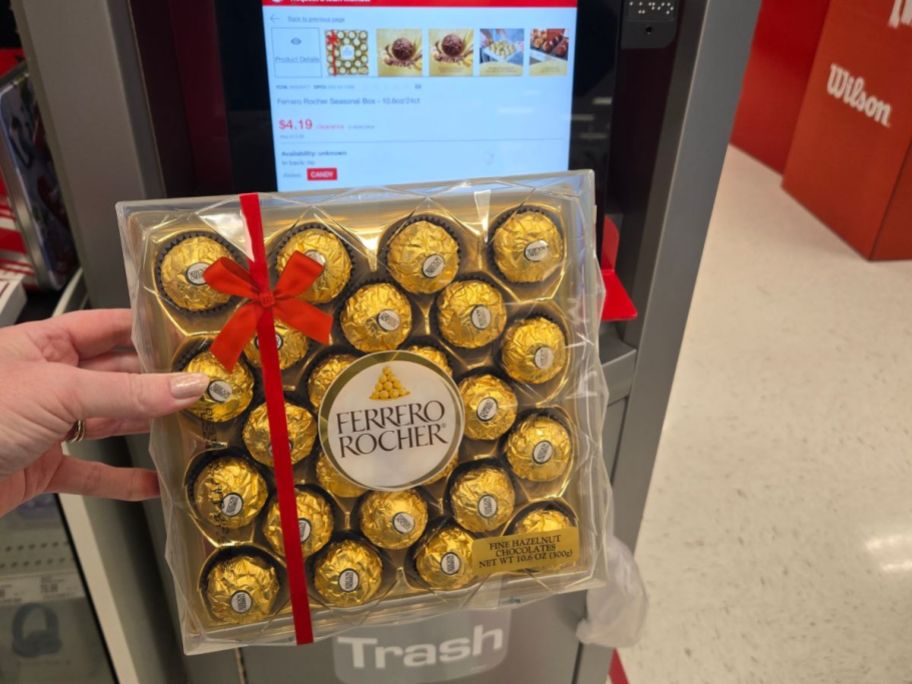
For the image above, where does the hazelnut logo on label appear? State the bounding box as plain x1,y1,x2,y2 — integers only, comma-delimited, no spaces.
392,512,415,534
339,568,360,592
533,346,555,370
422,254,446,278
376,310,401,332
319,351,465,491
220,493,244,517
230,590,252,614
305,249,327,267
524,240,549,262
476,397,498,422
477,494,498,519
185,262,209,285
299,518,312,543
254,333,284,350
532,441,554,465
440,552,462,575
208,380,233,403
470,305,492,330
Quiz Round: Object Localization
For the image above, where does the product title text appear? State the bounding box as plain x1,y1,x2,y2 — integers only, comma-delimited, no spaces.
335,400,448,457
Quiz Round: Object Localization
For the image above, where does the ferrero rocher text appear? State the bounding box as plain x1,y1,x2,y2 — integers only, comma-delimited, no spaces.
332,399,449,457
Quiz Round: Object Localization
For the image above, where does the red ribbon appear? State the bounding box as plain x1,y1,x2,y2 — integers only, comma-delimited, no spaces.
204,193,328,645
204,253,331,371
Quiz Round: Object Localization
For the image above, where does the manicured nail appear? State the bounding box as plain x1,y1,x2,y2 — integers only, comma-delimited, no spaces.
170,373,210,399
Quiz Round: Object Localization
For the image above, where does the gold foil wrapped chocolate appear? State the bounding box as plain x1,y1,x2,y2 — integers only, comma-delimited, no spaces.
459,374,517,440
314,539,383,607
405,344,452,376
276,227,351,304
192,456,267,529
509,506,576,570
183,350,254,423
387,219,459,294
449,465,515,533
492,210,564,283
159,234,234,312
421,453,458,485
205,554,279,623
501,317,567,384
242,402,316,467
341,283,412,352
436,280,507,349
315,450,367,499
359,490,428,550
505,414,572,482
512,506,574,534
262,488,333,557
243,321,309,370
414,524,476,590
307,354,358,409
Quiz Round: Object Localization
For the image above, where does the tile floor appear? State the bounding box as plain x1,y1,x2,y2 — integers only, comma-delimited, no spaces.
619,148,912,683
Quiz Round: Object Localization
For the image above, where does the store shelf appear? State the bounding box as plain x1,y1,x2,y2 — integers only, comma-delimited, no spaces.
0,501,83,602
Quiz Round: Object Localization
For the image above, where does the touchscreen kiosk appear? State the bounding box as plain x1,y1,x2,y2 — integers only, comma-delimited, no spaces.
259,1,578,190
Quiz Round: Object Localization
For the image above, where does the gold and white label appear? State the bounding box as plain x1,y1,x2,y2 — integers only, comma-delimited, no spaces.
319,351,464,490
472,528,579,575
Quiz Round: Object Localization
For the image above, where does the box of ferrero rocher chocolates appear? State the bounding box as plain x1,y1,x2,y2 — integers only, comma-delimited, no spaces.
117,171,612,653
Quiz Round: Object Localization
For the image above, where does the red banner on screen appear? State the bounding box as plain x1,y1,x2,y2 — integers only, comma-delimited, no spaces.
307,168,338,181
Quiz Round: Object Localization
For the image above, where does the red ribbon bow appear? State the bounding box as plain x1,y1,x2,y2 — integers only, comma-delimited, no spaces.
204,252,332,370
200,193,327,645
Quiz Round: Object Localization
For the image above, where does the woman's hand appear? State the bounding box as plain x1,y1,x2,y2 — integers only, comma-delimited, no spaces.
0,309,209,516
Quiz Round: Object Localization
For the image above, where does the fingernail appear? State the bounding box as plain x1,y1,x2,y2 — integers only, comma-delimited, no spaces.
170,373,209,399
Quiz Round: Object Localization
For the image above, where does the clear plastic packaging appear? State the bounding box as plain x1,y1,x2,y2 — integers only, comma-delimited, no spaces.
117,171,628,654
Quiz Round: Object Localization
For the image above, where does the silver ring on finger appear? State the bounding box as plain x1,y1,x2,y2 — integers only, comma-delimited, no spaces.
64,419,87,443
